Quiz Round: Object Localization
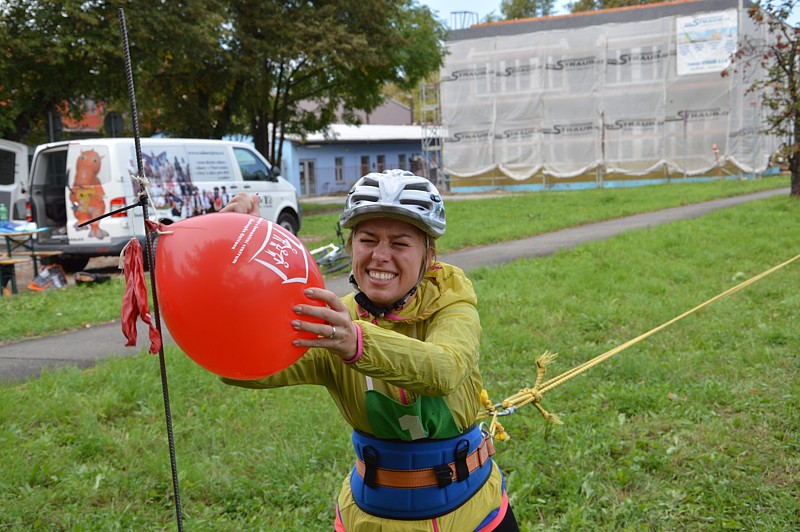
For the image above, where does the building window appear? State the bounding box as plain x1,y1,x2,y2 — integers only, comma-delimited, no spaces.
360,156,370,176
335,157,344,183
377,155,385,172
398,154,407,170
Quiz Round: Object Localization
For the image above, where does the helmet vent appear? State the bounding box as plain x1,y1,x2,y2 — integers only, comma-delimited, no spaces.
351,191,379,203
403,182,429,192
400,198,432,209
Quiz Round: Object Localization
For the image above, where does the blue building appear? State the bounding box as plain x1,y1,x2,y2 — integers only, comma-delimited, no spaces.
280,124,426,197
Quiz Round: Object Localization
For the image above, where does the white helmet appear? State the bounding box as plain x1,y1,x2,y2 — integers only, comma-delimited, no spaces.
340,170,445,238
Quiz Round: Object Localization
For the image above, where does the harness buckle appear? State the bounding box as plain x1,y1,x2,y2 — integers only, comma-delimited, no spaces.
433,464,454,488
455,439,470,481
362,445,379,488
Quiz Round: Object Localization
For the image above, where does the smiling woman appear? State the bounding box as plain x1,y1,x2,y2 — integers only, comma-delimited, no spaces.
349,218,429,308
218,169,520,530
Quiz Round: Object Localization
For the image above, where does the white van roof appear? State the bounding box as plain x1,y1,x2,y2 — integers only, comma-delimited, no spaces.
42,138,254,148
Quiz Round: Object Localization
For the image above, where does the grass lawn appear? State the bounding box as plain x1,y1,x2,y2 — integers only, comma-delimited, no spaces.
1,178,798,529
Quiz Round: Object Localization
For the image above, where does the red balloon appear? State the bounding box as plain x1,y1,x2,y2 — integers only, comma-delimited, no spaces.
155,213,326,379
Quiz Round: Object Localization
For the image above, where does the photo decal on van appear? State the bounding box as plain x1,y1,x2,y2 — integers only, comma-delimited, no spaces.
71,149,109,239
131,148,233,220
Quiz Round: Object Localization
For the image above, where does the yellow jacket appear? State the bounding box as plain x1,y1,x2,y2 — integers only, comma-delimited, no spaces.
223,263,506,530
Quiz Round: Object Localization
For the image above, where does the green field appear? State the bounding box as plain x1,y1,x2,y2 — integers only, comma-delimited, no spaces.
1,178,798,530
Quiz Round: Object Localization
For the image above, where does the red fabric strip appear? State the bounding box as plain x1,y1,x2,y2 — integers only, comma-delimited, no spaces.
121,237,162,354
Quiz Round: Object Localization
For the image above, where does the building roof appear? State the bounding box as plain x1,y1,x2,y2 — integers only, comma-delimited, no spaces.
298,98,414,126
289,124,427,145
448,0,750,41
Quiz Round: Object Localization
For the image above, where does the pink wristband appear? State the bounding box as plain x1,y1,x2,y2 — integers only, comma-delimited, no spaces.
342,323,363,364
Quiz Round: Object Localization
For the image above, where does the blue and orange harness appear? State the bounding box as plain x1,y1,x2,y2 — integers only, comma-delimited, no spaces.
348,424,496,520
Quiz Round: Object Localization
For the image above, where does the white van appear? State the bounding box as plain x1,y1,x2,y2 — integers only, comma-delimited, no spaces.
0,139,31,221
28,138,301,271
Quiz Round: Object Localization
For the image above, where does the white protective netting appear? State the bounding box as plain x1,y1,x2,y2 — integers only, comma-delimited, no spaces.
441,8,780,181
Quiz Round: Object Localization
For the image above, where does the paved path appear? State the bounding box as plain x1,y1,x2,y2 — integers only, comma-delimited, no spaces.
0,188,787,383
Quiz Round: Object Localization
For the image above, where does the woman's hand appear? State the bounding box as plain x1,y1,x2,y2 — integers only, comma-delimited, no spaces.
220,192,261,216
292,288,358,361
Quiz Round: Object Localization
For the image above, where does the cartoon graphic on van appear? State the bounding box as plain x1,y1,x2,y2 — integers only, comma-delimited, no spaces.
70,149,109,239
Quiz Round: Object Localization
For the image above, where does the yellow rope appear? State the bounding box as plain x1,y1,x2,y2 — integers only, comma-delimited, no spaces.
480,251,800,437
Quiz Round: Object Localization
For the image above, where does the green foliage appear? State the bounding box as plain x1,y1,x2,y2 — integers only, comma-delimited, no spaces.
226,0,446,166
0,0,446,158
1,191,799,528
0,1,123,142
120,0,235,139
500,0,556,19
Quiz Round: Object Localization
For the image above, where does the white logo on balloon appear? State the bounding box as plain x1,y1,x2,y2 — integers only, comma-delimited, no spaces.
241,219,310,284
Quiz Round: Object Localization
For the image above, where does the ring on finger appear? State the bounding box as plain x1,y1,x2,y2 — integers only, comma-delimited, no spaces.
327,325,336,339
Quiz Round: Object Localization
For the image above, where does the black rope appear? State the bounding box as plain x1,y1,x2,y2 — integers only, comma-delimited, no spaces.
76,198,141,227
118,9,183,530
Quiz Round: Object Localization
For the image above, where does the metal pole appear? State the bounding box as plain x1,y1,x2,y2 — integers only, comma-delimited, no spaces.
117,9,184,530
683,110,688,179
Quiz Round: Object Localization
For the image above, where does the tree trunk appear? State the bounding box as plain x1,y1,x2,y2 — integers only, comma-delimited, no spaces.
251,111,270,163
793,115,800,197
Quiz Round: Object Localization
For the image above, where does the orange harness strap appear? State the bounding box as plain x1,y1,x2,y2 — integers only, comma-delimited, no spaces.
354,434,495,489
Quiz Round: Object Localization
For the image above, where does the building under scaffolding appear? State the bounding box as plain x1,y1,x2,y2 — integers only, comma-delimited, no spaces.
438,0,781,191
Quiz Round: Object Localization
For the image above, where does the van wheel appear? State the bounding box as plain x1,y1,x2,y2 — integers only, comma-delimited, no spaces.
49,256,90,273
277,212,299,235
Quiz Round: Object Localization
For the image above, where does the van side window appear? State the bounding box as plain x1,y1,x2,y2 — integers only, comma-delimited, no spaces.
234,147,271,182
46,151,68,187
0,148,15,186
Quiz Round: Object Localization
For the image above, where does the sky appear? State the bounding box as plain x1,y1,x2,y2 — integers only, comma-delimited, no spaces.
419,0,799,27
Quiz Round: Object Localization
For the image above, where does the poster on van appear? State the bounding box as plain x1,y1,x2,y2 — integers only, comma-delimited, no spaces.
128,145,235,220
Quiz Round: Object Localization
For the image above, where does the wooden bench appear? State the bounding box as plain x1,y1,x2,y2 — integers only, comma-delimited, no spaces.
0,257,30,295
11,250,65,259
11,250,64,276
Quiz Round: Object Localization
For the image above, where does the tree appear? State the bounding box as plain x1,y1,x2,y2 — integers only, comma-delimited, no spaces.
113,0,235,139
224,0,446,168
0,0,229,143
1,0,446,169
0,1,124,143
725,1,800,196
499,0,556,19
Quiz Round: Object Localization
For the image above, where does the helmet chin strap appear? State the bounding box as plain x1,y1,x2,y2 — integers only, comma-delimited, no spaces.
349,274,418,318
